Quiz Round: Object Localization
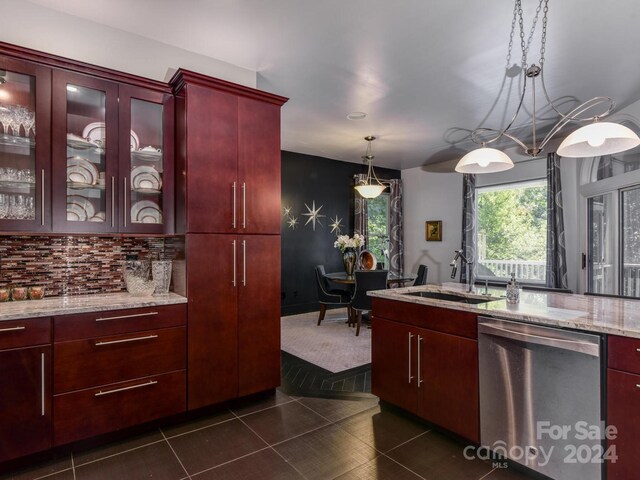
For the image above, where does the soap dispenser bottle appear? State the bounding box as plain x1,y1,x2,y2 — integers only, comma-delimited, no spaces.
506,272,520,304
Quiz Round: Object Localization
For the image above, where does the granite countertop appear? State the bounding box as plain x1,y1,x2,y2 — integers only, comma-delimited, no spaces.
0,292,187,322
369,282,640,339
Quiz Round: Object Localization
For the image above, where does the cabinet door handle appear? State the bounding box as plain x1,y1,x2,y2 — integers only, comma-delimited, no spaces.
111,176,115,228
123,177,127,228
40,352,45,416
232,182,237,229
408,332,414,384
417,335,423,387
232,240,237,287
95,334,158,346
40,169,45,226
0,326,26,333
95,312,158,322
242,239,247,286
242,182,246,229
95,380,157,397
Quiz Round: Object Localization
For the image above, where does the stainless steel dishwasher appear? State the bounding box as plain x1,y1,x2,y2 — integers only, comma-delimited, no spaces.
478,317,603,480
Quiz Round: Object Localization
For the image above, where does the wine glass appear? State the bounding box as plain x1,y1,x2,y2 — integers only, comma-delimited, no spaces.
0,105,11,135
22,110,35,138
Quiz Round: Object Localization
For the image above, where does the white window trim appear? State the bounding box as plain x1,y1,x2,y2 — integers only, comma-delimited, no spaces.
475,177,548,285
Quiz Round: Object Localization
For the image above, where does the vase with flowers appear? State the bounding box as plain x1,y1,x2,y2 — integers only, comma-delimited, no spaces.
334,234,365,277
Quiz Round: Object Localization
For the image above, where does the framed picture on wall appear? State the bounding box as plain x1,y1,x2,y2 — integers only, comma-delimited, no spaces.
425,220,442,241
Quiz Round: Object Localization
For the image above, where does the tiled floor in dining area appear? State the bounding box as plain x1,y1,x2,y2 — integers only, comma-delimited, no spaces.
2,389,535,480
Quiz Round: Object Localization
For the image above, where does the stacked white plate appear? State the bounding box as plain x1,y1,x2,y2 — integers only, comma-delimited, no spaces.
66,195,95,221
67,156,98,186
66,133,97,150
131,200,162,224
131,165,162,192
83,122,140,151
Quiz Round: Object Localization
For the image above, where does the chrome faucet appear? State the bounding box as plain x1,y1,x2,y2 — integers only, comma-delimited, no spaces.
450,250,473,292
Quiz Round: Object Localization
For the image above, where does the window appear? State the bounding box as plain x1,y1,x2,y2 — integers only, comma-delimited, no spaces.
586,185,640,298
366,194,390,268
476,179,547,283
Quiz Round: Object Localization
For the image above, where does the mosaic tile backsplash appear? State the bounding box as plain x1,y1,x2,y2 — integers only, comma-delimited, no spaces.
0,236,183,297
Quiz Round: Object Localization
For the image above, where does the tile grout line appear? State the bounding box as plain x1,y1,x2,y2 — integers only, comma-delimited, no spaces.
185,446,272,478
32,466,75,480
383,429,432,454
477,467,499,480
67,437,168,468
70,452,76,480
380,452,428,480
160,428,192,480
230,408,311,480
233,397,298,419
162,410,237,439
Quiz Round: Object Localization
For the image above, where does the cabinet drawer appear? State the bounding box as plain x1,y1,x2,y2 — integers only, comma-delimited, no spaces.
54,304,186,341
372,298,477,339
608,335,640,375
0,318,51,350
607,369,640,480
53,370,186,446
54,326,186,394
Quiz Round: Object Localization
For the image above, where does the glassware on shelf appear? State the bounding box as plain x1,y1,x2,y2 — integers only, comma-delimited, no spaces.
0,193,35,220
152,260,172,295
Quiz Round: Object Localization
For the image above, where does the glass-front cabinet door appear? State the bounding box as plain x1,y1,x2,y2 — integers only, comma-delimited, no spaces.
119,85,174,234
0,56,51,232
52,71,118,233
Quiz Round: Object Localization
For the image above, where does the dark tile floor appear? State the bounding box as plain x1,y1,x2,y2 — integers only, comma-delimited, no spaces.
1,390,536,480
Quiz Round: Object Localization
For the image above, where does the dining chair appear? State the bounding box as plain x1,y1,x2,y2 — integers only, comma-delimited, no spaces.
413,264,428,286
314,265,351,325
351,270,388,336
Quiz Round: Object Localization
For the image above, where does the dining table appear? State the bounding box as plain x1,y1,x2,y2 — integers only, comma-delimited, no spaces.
324,271,417,287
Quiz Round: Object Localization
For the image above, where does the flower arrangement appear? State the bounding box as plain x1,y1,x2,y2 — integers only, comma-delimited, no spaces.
334,234,365,253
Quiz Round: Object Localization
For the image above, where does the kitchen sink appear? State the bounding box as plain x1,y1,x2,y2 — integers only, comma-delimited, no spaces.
404,291,491,304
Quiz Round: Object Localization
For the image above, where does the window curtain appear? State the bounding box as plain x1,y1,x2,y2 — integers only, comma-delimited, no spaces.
353,176,404,278
460,174,476,284
546,152,569,289
387,179,404,277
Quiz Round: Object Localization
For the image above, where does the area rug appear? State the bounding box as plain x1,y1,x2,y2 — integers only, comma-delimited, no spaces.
281,308,371,373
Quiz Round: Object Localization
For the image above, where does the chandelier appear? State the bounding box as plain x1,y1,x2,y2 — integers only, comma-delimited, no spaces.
355,135,386,198
455,0,640,174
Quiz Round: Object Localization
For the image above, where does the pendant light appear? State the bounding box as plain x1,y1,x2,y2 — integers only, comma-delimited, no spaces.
355,135,386,199
456,0,640,174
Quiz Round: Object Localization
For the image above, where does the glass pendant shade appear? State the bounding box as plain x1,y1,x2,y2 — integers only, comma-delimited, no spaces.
355,183,386,198
557,122,640,158
455,147,514,174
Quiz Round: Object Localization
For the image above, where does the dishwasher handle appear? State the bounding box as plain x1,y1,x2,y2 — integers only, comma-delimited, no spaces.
478,323,600,357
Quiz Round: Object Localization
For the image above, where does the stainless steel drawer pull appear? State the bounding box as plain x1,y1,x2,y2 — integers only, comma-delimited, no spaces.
41,169,45,226
95,312,159,322
242,239,247,286
95,380,158,397
232,240,237,287
95,334,158,346
408,332,414,384
123,177,128,228
242,182,246,228
417,335,423,387
41,352,45,416
111,176,115,228
232,182,237,228
0,326,26,333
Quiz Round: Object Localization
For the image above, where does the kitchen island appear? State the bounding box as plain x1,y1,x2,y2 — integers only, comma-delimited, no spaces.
369,283,640,480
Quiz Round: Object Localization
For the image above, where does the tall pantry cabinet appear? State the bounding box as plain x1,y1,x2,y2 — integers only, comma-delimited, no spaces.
171,70,287,410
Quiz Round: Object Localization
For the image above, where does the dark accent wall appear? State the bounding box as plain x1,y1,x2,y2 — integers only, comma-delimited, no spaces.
281,150,400,316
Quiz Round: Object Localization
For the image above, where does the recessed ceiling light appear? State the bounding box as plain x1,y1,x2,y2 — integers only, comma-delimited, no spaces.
347,112,367,120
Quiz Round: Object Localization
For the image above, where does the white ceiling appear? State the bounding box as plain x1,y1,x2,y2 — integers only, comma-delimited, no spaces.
27,0,640,170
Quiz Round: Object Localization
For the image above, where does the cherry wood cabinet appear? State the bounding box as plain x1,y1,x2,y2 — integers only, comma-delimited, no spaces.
172,70,287,235
0,318,52,463
371,298,480,443
52,305,186,445
607,335,640,479
186,234,281,409
0,55,52,233
0,42,174,235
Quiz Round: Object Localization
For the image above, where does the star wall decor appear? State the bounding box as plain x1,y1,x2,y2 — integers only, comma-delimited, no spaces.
287,216,299,230
329,215,343,235
302,200,325,231
282,205,292,217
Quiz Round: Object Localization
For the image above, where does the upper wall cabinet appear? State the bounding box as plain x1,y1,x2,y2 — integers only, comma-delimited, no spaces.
52,72,174,234
172,70,287,235
0,55,52,232
0,43,174,235
118,85,174,234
